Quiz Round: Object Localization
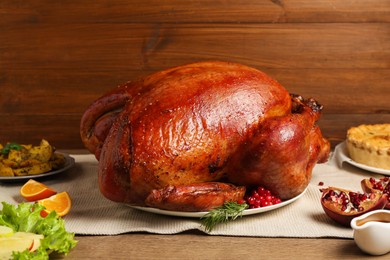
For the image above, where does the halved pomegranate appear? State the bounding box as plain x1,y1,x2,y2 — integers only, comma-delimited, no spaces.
361,177,390,209
320,186,388,226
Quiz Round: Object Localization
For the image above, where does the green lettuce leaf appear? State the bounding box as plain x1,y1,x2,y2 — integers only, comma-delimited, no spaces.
0,202,77,259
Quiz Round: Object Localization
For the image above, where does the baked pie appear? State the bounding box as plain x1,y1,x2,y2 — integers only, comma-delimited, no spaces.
346,124,390,170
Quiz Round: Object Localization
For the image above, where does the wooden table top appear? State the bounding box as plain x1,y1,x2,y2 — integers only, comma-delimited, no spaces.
52,232,388,259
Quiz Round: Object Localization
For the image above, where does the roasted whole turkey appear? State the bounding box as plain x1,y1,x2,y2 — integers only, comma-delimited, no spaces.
80,61,330,211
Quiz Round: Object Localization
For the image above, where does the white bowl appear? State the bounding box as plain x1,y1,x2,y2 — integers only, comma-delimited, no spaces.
351,210,390,256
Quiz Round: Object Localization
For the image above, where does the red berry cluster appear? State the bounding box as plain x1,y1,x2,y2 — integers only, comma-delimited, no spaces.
239,186,282,209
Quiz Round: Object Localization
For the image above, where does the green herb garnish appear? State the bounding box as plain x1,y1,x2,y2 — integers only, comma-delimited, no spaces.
0,143,23,155
200,201,248,232
0,202,77,259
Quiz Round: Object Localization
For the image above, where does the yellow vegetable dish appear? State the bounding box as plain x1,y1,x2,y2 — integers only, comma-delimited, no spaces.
0,139,65,177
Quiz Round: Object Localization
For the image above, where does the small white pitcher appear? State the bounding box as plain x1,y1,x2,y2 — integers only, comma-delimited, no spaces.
350,209,390,256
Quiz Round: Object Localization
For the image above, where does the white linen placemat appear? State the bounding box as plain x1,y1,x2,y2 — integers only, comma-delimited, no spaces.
1,150,385,238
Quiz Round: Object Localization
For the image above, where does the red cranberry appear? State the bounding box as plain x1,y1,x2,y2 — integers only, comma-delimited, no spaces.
244,186,282,209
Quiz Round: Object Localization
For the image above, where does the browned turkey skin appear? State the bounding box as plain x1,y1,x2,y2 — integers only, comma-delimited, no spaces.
80,61,330,211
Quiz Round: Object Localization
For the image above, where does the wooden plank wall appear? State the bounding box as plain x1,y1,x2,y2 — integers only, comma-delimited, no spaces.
1,0,389,149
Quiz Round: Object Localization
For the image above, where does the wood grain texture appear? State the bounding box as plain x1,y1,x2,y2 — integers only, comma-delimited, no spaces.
2,23,390,70
1,1,389,149
50,233,390,259
1,0,390,24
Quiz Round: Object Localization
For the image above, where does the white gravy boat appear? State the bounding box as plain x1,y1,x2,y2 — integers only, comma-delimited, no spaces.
350,209,390,256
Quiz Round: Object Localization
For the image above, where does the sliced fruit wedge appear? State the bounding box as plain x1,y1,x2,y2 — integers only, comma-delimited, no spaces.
37,191,72,217
20,179,57,202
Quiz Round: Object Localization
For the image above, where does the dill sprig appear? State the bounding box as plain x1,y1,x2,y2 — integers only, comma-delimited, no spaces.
200,201,248,232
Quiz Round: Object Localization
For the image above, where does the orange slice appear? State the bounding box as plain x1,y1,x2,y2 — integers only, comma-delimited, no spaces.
37,192,72,217
20,179,57,202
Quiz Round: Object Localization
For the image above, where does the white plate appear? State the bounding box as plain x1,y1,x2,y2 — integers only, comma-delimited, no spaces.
0,153,75,182
128,188,307,218
334,141,390,176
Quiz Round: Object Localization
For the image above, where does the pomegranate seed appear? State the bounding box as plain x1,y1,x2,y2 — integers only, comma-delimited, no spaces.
324,186,382,213
318,181,324,186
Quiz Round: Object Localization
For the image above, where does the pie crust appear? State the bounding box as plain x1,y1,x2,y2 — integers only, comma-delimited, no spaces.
346,124,390,170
